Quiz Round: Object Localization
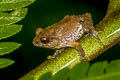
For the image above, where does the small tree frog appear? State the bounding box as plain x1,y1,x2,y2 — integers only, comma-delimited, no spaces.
32,13,100,60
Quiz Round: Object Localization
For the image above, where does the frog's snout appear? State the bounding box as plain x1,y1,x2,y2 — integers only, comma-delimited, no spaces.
32,39,40,47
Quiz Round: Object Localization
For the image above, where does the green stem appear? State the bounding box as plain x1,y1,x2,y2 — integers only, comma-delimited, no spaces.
19,0,120,80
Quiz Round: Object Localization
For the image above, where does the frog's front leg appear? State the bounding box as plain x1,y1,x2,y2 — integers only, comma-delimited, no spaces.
47,49,64,59
47,41,85,60
53,49,64,58
67,41,85,60
84,26,100,41
89,29,100,40
85,26,104,47
88,26,104,46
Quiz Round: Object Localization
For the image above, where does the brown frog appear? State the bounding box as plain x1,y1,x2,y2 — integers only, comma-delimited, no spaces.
32,13,100,60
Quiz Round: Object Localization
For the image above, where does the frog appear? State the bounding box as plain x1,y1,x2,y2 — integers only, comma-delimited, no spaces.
32,13,100,60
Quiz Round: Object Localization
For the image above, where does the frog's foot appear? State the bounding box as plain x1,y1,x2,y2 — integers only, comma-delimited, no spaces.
89,30,104,46
78,52,86,61
89,30,100,40
47,55,53,59
86,25,102,41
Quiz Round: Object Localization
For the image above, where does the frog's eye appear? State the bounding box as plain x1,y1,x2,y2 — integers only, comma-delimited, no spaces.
40,37,49,43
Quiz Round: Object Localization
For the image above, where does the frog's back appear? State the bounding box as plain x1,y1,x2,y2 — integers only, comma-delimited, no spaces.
42,15,85,42
54,15,84,41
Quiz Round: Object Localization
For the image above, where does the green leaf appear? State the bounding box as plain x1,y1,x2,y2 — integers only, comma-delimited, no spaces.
0,0,35,11
39,72,52,80
38,59,120,80
106,60,120,73
52,68,70,80
0,24,22,40
0,42,21,55
0,8,28,25
68,62,89,80
0,0,35,69
24,75,34,80
87,61,108,77
0,58,14,69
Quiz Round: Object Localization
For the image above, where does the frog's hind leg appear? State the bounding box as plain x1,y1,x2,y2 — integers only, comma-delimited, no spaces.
67,41,85,60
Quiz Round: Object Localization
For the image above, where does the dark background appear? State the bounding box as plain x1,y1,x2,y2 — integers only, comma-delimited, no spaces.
1,0,119,80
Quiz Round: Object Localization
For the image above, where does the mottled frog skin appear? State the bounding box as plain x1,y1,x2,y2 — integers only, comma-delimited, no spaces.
32,13,99,60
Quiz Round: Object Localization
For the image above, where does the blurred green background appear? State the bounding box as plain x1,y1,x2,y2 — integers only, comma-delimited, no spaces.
1,0,120,80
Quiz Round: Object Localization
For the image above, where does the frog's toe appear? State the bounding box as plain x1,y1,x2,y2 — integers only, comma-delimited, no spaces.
47,55,53,59
77,51,86,60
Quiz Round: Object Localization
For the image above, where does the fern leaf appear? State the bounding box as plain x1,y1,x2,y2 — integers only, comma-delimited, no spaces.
0,24,22,40
0,0,35,69
87,61,108,77
52,68,70,80
39,72,52,80
24,75,34,80
0,58,14,69
68,62,90,80
0,42,21,55
0,0,35,11
38,59,120,80
0,8,28,25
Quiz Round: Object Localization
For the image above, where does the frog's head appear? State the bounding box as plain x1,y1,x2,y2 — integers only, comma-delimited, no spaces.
32,28,60,49
33,28,50,48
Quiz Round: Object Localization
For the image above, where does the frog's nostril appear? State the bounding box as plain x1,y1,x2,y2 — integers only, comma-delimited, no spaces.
35,40,39,44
